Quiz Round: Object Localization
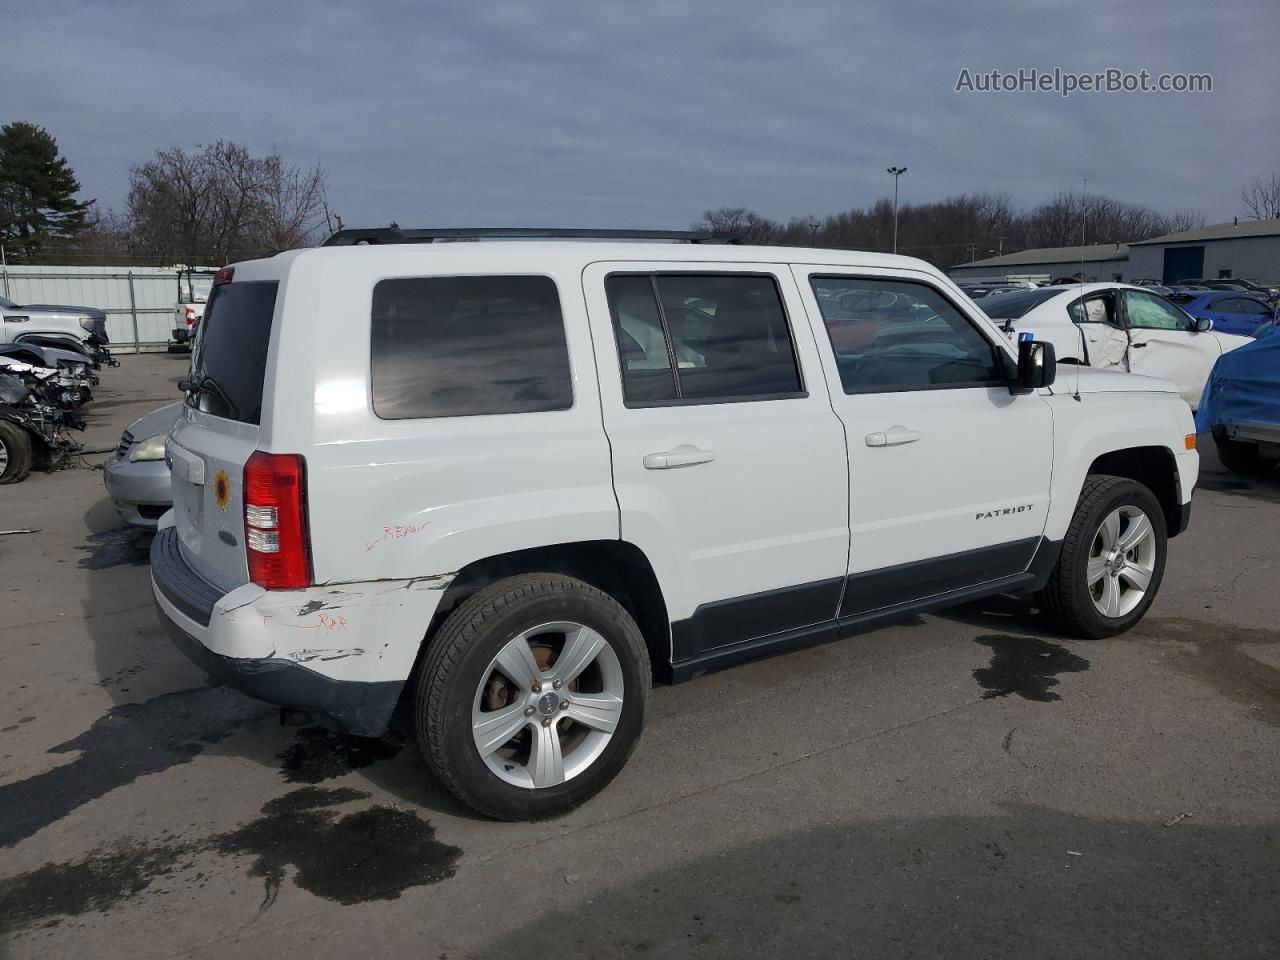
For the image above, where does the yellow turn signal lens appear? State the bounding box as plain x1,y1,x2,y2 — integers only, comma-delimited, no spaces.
1185,434,1196,450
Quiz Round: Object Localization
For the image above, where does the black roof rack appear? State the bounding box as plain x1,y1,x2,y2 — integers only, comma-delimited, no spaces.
321,226,723,246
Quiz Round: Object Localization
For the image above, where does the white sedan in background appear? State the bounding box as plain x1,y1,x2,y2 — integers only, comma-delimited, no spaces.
977,283,1252,409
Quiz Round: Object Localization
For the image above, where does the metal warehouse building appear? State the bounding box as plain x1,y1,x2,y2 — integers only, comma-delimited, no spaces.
1126,218,1280,283
949,217,1280,285
948,243,1129,284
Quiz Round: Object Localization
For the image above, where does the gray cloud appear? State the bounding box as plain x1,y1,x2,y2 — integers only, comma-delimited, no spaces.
7,0,1279,231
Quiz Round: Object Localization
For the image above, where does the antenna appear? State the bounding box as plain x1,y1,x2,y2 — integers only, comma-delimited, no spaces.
1072,178,1087,402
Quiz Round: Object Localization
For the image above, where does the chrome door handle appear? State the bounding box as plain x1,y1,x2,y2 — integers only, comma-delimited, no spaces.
865,426,920,447
643,444,716,470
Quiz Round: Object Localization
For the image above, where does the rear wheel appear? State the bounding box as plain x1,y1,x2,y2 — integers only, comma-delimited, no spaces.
1041,475,1167,638
0,422,33,485
416,573,650,820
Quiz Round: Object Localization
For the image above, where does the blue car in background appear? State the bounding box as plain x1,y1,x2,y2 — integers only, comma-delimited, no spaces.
1172,291,1277,337
1196,333,1280,476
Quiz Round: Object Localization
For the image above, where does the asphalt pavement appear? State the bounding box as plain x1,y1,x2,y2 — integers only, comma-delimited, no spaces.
1,353,1276,959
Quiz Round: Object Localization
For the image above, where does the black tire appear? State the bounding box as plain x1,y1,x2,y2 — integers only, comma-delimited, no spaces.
416,573,650,820
0,421,34,485
1213,432,1275,477
1040,475,1167,639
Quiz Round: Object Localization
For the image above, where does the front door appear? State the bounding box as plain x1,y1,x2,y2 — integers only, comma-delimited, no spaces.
1121,289,1222,408
794,268,1053,616
582,262,850,660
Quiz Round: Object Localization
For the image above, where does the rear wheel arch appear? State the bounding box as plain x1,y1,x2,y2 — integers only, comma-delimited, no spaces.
1086,445,1183,536
422,541,672,681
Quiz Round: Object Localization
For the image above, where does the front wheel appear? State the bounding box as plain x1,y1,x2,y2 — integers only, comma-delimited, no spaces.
1040,475,1167,638
416,573,650,820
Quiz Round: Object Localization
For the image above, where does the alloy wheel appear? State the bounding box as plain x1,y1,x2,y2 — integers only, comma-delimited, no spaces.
1087,505,1157,618
471,621,625,789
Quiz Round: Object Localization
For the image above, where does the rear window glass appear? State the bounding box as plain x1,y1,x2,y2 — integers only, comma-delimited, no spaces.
189,280,278,424
371,275,572,419
978,288,1059,319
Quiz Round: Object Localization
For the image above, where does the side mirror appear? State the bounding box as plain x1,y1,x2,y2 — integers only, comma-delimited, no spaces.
1193,316,1213,332
1011,339,1056,391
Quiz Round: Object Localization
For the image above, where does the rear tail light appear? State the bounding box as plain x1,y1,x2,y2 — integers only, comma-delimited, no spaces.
243,451,311,588
184,307,198,325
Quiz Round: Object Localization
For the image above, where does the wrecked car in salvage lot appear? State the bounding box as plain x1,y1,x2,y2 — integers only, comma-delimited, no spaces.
0,370,84,484
1196,330,1280,477
979,283,1251,409
151,229,1198,821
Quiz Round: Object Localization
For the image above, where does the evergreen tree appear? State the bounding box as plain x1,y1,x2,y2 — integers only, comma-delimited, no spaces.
0,122,92,262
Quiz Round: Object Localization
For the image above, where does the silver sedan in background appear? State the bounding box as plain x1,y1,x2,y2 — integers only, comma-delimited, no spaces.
103,401,182,527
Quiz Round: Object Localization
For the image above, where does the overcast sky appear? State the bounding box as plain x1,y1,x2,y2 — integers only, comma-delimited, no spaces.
8,0,1279,231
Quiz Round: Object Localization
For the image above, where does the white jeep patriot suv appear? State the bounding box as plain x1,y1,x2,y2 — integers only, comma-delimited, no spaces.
152,227,1197,820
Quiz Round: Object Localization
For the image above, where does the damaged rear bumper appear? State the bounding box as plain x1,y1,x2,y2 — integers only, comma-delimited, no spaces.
149,527,445,736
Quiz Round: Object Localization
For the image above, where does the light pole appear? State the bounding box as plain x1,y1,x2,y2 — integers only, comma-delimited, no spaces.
886,166,907,254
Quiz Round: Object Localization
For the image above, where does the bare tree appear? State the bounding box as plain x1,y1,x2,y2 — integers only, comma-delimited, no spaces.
695,207,783,244
1241,173,1280,221
126,141,329,265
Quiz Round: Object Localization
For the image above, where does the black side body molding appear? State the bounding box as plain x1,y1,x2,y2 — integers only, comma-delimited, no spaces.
669,538,1062,682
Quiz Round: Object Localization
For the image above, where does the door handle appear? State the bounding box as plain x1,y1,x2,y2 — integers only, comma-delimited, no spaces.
1130,342,1147,348
865,426,920,447
642,444,716,470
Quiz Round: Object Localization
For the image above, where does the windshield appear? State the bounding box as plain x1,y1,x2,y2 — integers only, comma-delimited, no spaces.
0,295,17,309
188,280,278,424
979,288,1060,320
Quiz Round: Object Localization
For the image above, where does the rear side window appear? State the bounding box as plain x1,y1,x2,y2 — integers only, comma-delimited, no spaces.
371,276,572,419
605,273,803,405
979,288,1059,319
190,280,279,424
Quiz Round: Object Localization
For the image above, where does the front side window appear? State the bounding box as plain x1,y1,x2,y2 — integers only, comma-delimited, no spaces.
1124,290,1192,331
811,277,1001,393
371,275,572,419
606,273,803,404
1068,294,1117,326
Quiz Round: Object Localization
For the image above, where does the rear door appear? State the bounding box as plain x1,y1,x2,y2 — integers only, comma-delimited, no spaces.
168,276,279,591
583,262,849,660
1121,289,1221,407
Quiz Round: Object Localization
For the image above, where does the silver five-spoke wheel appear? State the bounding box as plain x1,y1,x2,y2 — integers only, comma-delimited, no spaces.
471,621,625,790
1087,505,1156,618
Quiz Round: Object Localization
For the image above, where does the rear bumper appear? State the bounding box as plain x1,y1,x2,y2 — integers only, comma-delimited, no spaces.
154,602,403,736
150,528,408,736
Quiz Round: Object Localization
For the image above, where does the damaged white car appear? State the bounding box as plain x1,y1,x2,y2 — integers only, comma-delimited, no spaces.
979,283,1252,409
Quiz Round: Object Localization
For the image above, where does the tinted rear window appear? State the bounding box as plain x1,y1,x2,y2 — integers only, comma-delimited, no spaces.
190,280,278,424
371,275,572,419
978,288,1060,319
